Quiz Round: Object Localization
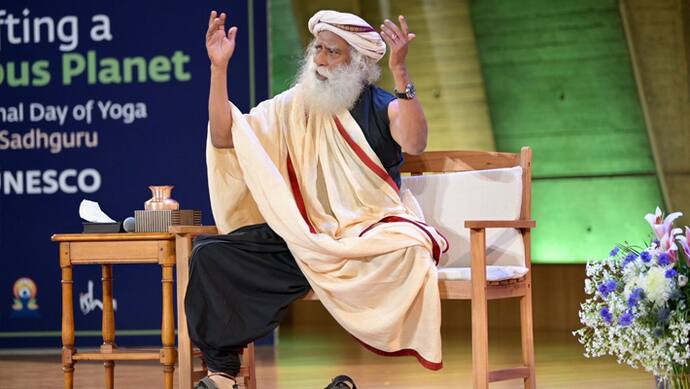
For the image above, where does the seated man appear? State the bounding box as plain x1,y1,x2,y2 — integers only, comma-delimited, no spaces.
186,9,448,389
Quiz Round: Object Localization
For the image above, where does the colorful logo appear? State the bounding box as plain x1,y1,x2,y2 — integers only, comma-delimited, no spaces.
11,277,40,318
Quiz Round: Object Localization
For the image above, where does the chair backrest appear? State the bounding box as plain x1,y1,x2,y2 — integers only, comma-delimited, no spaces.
400,148,532,268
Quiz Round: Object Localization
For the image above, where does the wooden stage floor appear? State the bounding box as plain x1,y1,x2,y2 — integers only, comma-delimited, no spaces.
0,327,655,388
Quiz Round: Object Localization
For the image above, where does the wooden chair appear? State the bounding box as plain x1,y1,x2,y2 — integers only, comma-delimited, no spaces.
172,148,536,389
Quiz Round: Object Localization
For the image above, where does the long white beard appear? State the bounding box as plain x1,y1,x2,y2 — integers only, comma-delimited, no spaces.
296,56,369,116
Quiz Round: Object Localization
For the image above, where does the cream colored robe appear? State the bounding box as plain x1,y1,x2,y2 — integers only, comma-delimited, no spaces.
206,86,447,369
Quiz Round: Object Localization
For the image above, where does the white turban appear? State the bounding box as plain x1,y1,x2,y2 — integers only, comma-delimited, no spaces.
308,10,386,62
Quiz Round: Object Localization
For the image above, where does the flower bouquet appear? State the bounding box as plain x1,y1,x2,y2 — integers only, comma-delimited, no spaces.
574,208,690,388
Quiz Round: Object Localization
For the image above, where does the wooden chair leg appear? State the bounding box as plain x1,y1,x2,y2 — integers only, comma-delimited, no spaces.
175,234,195,389
520,286,536,389
470,228,489,389
471,296,489,389
243,342,257,389
521,229,536,389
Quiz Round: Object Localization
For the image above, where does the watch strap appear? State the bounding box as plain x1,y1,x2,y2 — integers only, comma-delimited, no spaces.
394,83,415,100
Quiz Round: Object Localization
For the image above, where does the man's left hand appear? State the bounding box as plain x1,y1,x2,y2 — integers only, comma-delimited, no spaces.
380,15,416,72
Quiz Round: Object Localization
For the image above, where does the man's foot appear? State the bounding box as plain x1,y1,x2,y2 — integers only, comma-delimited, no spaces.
206,371,238,389
324,375,357,389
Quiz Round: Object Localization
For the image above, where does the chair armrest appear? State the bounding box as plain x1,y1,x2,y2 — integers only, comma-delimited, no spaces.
169,225,218,236
464,220,535,229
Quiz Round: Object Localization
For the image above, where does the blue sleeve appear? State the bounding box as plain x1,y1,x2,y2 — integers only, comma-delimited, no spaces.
371,86,397,141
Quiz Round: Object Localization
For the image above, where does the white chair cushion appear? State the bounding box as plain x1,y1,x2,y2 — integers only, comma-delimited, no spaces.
438,266,529,281
401,167,526,271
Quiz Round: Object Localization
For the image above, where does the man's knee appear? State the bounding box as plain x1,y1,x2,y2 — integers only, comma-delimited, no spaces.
190,238,240,273
189,242,218,272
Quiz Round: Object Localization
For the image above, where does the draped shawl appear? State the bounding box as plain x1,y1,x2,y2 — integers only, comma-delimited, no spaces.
206,86,448,369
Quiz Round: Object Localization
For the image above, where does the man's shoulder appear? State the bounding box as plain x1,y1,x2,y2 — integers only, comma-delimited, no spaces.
252,87,297,112
369,84,396,107
267,86,297,104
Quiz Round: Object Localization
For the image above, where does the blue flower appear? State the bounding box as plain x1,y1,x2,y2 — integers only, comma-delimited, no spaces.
630,288,644,300
600,307,613,324
619,310,634,326
653,327,664,338
657,307,670,322
605,279,617,293
597,283,608,296
627,288,644,307
609,246,620,257
640,251,651,262
665,268,677,279
623,253,637,266
658,252,671,266
598,280,617,297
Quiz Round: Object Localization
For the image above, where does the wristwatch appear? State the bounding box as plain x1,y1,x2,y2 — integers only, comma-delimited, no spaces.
394,83,416,100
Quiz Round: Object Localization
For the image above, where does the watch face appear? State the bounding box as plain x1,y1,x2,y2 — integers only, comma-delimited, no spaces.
406,84,416,98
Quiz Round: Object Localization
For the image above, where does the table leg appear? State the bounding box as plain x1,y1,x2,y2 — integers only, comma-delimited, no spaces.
101,265,115,389
61,248,75,389
161,263,176,389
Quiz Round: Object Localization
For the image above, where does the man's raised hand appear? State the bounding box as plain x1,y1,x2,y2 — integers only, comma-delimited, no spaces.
206,10,238,68
380,15,416,73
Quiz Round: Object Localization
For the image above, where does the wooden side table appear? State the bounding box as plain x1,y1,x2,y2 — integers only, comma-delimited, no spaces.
51,232,177,389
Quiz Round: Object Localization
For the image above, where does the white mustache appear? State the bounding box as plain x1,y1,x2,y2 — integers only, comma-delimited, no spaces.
316,66,331,78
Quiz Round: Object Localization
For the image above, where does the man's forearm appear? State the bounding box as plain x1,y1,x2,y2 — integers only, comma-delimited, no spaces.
209,65,234,148
393,68,427,154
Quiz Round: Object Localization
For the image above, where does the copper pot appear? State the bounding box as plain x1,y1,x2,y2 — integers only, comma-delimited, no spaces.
144,185,179,211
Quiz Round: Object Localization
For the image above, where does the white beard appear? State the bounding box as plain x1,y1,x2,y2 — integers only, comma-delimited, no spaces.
296,55,369,116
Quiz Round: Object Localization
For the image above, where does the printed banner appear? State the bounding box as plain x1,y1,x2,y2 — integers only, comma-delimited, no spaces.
0,0,269,348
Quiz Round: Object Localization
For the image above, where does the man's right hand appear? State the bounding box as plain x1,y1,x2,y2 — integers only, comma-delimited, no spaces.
206,10,237,68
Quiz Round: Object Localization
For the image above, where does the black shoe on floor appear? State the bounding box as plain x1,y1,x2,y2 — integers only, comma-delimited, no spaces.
324,375,357,389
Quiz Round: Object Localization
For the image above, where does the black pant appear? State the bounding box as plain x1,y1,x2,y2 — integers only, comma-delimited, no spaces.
184,223,311,375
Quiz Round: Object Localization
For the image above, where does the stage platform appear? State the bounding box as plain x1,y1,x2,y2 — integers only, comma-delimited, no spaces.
0,327,654,388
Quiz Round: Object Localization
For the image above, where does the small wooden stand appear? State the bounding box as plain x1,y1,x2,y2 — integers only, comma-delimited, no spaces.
51,232,177,389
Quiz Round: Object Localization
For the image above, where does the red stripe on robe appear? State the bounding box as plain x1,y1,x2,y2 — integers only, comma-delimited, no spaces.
333,116,400,193
286,156,316,234
354,336,443,371
332,115,448,260
359,215,442,265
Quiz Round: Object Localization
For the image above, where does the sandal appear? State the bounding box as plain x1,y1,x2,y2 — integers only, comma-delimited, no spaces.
194,372,239,389
324,375,357,389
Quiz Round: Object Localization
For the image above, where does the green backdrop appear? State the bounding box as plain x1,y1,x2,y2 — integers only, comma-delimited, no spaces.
469,0,663,263
267,0,665,263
